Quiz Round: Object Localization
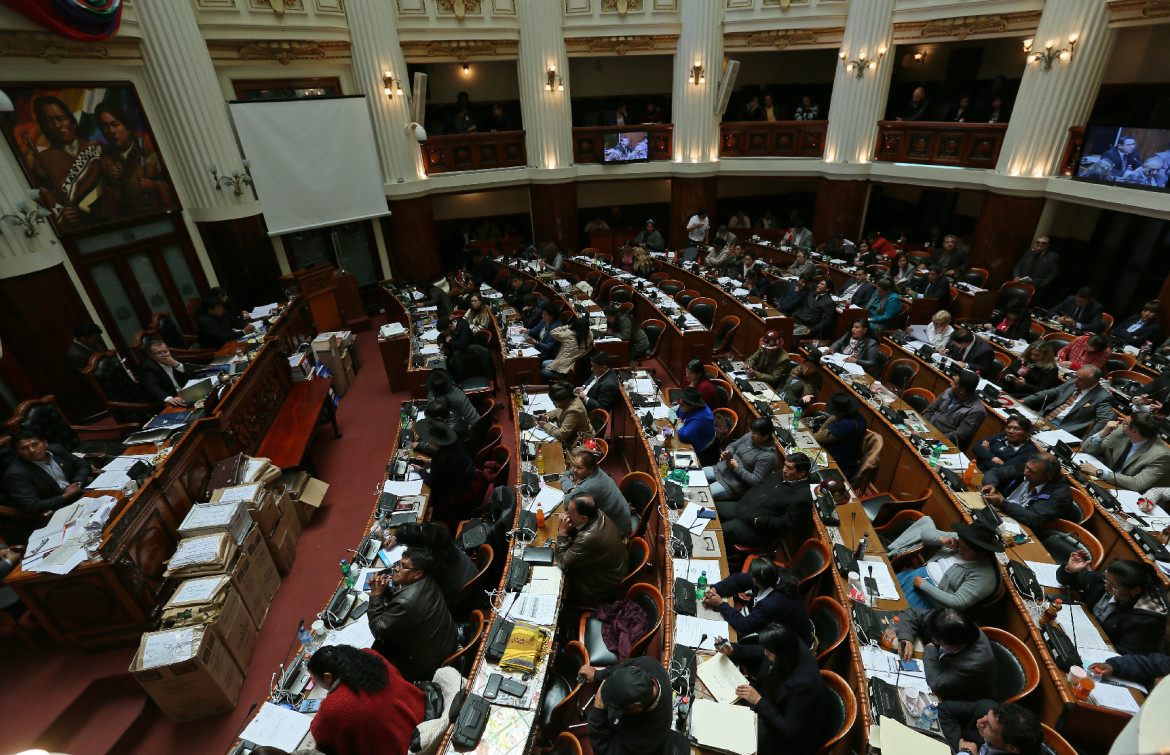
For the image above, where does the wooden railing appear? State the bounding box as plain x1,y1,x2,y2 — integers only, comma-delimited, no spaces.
421,130,527,175
571,124,674,164
719,120,827,158
1061,126,1086,176
873,121,1007,168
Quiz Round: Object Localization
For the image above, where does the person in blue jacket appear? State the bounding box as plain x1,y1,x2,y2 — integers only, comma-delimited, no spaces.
526,303,559,359
867,277,901,337
675,386,715,456
703,559,814,646
1091,652,1169,691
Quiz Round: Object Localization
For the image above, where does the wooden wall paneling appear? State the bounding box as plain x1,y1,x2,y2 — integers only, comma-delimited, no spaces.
385,196,444,283
970,193,1045,288
195,213,284,310
528,181,578,252
0,264,106,421
669,176,718,251
812,178,870,245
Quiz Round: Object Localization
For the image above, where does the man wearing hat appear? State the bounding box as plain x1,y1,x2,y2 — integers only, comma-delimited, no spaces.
676,386,716,459
704,417,779,501
812,392,867,481
779,354,823,406
746,331,796,387
426,368,481,442
922,370,987,451
576,351,621,413
579,656,672,755
886,517,1004,611
717,452,814,550
555,493,629,606
634,219,664,252
411,417,477,524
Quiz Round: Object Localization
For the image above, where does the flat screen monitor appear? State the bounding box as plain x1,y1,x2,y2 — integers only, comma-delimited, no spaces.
603,130,650,163
1072,125,1170,192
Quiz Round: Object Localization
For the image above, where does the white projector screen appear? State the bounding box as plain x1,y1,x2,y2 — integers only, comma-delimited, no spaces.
229,96,389,236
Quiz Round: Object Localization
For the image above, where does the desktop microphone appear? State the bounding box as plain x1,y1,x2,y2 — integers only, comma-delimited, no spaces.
850,511,858,550
684,633,709,696
865,563,879,603
233,702,259,742
284,619,306,664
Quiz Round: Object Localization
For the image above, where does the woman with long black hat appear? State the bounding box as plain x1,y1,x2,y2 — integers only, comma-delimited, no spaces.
811,391,867,480
886,518,1004,614
411,417,477,527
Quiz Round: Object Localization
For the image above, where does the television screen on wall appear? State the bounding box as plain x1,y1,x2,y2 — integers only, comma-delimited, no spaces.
603,130,650,163
1073,124,1170,192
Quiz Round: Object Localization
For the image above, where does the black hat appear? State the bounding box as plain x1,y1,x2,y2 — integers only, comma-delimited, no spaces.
803,350,822,366
425,369,453,394
680,386,705,407
825,392,858,417
957,369,980,394
601,663,661,724
416,417,457,448
950,520,1004,553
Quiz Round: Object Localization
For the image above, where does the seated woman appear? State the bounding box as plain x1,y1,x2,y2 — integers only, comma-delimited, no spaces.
618,244,635,271
999,340,1060,397
391,522,478,613
307,645,426,755
886,518,1003,611
702,559,814,646
464,292,493,332
811,392,867,481
715,623,825,755
1057,554,1169,655
985,302,1033,341
852,239,880,270
1115,300,1163,348
604,303,650,361
542,318,593,381
681,359,718,407
927,310,954,351
867,278,901,338
971,416,1039,472
545,244,564,272
825,318,880,374
890,251,915,289
631,246,657,278
538,381,594,449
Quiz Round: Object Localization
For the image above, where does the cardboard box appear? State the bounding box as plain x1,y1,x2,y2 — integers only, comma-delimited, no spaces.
314,349,353,396
312,333,340,355
130,625,244,723
296,477,328,525
178,500,252,545
272,484,303,543
229,525,281,628
265,517,298,576
211,483,281,537
164,532,237,580
162,575,259,672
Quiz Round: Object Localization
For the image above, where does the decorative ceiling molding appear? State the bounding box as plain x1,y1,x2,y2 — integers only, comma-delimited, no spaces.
1108,0,1170,23
399,38,518,61
723,28,842,50
893,12,1041,41
565,34,677,55
207,39,351,64
600,0,643,15
436,0,483,19
0,30,141,63
762,0,807,7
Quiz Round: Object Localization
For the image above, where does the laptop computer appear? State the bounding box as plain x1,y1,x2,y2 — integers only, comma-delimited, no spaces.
180,378,215,406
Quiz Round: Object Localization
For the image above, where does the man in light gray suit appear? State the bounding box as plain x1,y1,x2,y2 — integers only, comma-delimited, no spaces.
1021,365,1113,437
560,450,631,535
1078,413,1170,492
895,608,997,702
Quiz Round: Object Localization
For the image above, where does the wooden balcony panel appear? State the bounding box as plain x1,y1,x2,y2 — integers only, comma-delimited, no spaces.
571,124,674,164
718,120,827,158
872,122,1008,169
421,130,527,175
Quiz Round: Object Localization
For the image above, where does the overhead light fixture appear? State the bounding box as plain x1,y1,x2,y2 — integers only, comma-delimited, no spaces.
1023,34,1078,71
1,189,52,237
206,161,254,196
545,64,564,92
687,60,705,85
840,46,886,78
462,63,470,76
383,71,403,98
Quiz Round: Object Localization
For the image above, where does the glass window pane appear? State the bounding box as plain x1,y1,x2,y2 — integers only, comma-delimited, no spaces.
161,243,200,303
76,218,174,255
127,251,171,313
334,223,377,286
285,229,331,270
90,262,142,347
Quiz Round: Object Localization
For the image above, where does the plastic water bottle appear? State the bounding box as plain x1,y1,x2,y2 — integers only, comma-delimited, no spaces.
536,449,545,474
536,504,546,529
696,570,708,600
792,406,803,426
929,444,943,468
340,559,355,589
918,703,938,731
298,624,314,657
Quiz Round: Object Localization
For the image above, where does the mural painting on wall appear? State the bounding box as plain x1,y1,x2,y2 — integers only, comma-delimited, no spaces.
0,83,179,235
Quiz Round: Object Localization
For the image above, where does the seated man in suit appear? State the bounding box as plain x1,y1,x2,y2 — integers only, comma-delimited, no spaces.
923,235,969,278
838,268,877,308
915,265,953,309
887,518,1003,611
436,315,473,381
824,318,881,375
138,337,194,408
716,452,813,550
945,328,995,377
971,417,1040,472
922,370,986,451
791,278,837,338
981,453,1077,528
775,273,813,316
196,297,254,349
938,700,1043,755
559,450,631,535
1114,300,1164,349
1022,365,1112,437
894,608,996,702
1048,286,1105,332
66,322,104,372
704,418,779,501
554,493,629,606
785,250,816,279
367,548,459,682
1078,413,1170,491
3,431,94,515
575,351,620,413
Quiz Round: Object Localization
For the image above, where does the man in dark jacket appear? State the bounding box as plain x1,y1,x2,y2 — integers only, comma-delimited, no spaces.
137,337,195,407
1048,287,1105,332
838,268,877,308
946,328,996,377
197,298,253,349
555,494,628,606
3,431,93,515
580,657,671,755
368,548,459,682
437,315,473,380
938,700,1043,755
915,265,953,308
895,608,997,702
576,351,621,412
775,273,813,317
791,279,837,338
66,322,104,372
926,235,969,277
604,304,650,361
1012,237,1060,302
922,370,986,451
981,454,1077,528
716,452,812,549
1091,652,1170,691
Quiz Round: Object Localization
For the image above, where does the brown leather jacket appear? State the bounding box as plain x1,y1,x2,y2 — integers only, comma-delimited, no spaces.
555,510,628,606
368,575,459,682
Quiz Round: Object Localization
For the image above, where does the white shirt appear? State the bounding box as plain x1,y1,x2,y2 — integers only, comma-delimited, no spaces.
727,215,751,228
929,325,954,350
687,215,709,243
1055,388,1092,421
34,456,70,490
159,362,181,392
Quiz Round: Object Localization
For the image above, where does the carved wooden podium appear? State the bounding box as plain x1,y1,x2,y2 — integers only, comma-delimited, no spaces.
281,264,342,333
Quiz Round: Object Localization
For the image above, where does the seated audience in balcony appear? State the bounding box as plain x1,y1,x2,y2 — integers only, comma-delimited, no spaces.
1115,300,1164,348
728,209,751,228
999,340,1060,397
634,218,664,252
758,210,778,229
762,93,779,121
487,102,512,132
453,99,477,134
641,100,665,124
946,94,977,123
793,96,820,120
898,86,931,122
605,103,630,127
739,94,762,121
583,214,609,234
986,95,1009,123
1057,333,1112,371
782,219,813,250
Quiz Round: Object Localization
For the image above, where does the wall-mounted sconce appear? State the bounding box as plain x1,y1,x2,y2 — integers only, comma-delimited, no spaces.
383,71,403,98
1,190,51,237
687,60,705,85
913,50,927,64
207,162,254,196
839,46,887,77
462,63,470,76
545,65,564,92
1023,34,1078,71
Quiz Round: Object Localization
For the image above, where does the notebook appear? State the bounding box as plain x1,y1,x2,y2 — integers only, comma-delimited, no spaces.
690,698,757,755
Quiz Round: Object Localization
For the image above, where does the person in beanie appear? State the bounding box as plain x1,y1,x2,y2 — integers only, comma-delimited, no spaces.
579,656,672,755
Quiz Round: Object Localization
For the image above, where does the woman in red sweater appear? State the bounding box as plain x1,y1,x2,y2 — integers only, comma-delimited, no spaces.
681,359,718,406
308,645,425,755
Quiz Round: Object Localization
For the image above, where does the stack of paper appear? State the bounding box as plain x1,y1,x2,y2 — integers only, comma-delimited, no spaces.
690,698,756,755
525,486,564,514
696,653,749,705
239,702,312,752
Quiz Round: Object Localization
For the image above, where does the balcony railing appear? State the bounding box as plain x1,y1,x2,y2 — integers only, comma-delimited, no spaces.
1061,126,1086,177
873,121,1007,168
421,130,527,175
572,125,674,164
719,120,827,158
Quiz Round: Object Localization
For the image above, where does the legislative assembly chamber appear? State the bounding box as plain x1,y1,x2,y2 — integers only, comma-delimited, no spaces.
1,1,1169,754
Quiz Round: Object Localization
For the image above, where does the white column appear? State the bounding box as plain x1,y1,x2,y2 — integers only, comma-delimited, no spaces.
516,0,573,170
136,0,259,217
823,0,896,164
347,0,425,184
671,0,723,164
997,0,1115,177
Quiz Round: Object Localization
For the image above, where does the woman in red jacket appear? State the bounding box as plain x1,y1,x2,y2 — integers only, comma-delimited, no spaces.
308,645,426,755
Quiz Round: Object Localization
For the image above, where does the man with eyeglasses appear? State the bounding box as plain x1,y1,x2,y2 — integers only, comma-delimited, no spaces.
1078,413,1170,492
368,548,459,681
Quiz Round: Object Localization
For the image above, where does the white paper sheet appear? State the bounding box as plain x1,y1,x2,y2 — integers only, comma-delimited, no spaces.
1024,560,1064,589
240,702,313,752
696,653,750,705
171,576,226,605
526,486,565,514
672,558,726,585
524,393,557,414
168,535,224,569
1034,428,1081,446
140,626,197,669
859,557,901,601
860,646,931,691
85,469,131,491
1087,680,1142,713
687,470,709,488
522,427,555,443
1058,604,1113,652
324,616,375,650
101,455,153,472
383,479,424,496
214,483,261,503
676,502,705,532
250,303,280,318
936,452,970,471
690,699,757,755
674,615,726,651
524,565,563,596
500,592,558,626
